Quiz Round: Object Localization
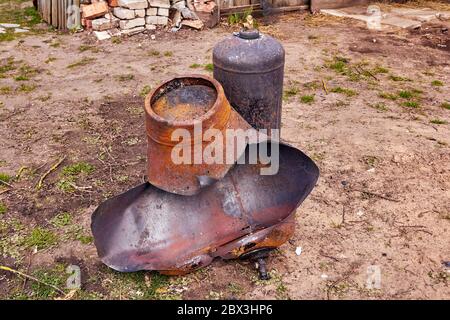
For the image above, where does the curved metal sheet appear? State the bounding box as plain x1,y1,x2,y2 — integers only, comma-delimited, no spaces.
91,141,319,274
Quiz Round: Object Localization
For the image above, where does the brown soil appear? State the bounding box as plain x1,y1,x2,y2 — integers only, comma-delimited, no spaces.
0,11,449,300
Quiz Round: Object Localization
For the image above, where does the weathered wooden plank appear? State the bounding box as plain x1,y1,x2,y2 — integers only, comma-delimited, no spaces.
221,3,309,15
234,0,250,6
51,0,56,27
310,0,368,13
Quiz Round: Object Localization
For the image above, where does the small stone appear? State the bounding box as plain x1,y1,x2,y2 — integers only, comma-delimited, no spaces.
146,8,157,16
118,0,148,9
113,7,135,19
0,23,20,28
94,31,111,41
146,24,156,30
121,26,145,35
356,210,364,217
135,9,146,17
0,27,6,33
157,8,169,16
120,17,145,29
149,0,170,9
295,247,302,256
14,28,30,33
182,19,203,30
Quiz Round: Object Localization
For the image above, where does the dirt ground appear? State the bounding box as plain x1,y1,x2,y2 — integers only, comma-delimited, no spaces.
0,4,449,300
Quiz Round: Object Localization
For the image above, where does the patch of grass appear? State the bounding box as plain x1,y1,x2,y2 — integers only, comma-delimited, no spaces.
440,102,450,110
403,101,420,108
0,86,12,95
0,4,42,42
31,265,65,299
111,37,121,44
67,57,96,69
163,51,173,57
283,87,299,100
61,162,95,176
0,57,17,77
116,74,134,82
57,162,94,192
140,85,152,97
50,212,72,228
44,56,56,64
327,56,349,73
0,172,12,184
49,43,60,50
389,75,411,82
303,80,321,90
204,63,214,72
189,63,201,69
398,90,413,99
331,86,357,97
370,102,389,112
371,65,389,74
300,95,315,104
227,7,254,26
78,45,98,52
23,227,58,250
431,80,443,87
0,202,6,215
149,49,160,57
14,74,29,81
17,83,36,93
430,119,447,125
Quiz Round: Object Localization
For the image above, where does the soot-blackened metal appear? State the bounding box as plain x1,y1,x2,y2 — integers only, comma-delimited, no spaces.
91,142,319,275
213,30,285,132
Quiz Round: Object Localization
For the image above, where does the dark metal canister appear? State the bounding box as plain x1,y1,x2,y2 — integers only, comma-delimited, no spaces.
213,30,285,132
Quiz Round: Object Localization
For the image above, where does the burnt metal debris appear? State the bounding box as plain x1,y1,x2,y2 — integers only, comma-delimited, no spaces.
213,29,285,132
144,75,251,196
91,32,319,279
91,141,319,275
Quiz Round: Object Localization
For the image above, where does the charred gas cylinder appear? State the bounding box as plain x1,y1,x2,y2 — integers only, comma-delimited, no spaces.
213,29,285,132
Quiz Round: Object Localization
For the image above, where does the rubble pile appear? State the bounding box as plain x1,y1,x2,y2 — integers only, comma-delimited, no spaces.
80,0,217,40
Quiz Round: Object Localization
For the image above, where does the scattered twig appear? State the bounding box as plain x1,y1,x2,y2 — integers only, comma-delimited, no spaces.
351,188,400,202
0,265,65,295
341,205,346,225
15,166,29,180
0,180,13,188
36,156,66,190
67,182,93,193
322,79,328,94
319,251,340,262
359,66,378,81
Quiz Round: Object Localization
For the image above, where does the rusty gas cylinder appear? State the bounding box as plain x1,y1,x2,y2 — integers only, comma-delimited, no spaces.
213,29,285,132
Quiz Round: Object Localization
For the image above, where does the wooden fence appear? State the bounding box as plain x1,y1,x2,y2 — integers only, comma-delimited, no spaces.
219,0,310,14
36,0,81,31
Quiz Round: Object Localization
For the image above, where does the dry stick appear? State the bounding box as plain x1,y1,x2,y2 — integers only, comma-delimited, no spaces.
351,188,400,202
360,66,378,81
322,79,328,94
0,180,13,188
36,156,66,190
0,265,65,295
